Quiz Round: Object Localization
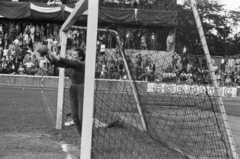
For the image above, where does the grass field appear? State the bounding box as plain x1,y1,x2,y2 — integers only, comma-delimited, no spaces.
0,86,239,159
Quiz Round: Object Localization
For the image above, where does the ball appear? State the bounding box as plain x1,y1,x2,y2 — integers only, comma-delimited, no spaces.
37,45,49,57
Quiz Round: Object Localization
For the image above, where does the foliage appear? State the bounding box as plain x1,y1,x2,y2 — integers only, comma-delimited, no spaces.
176,0,240,56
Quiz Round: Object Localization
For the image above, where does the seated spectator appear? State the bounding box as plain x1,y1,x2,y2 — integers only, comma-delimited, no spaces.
31,54,39,67
215,70,222,86
233,70,239,85
34,63,50,76
236,72,240,86
3,48,9,61
24,58,34,75
0,57,8,74
186,72,193,84
10,48,16,57
225,75,234,86
134,64,143,80
100,64,108,79
7,55,17,74
179,71,187,82
143,63,155,81
111,65,121,79
95,61,103,78
18,62,25,75
122,68,128,80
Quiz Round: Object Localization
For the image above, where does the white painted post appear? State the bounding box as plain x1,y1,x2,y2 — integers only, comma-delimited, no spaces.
56,30,67,129
189,0,239,158
80,0,99,159
114,34,147,131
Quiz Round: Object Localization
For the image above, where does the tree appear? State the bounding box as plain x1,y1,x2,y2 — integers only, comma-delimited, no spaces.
176,0,236,56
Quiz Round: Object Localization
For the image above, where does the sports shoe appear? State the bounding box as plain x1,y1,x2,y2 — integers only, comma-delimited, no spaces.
64,119,74,126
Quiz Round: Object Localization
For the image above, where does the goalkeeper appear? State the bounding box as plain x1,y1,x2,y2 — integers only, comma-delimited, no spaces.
39,45,122,136
45,46,85,136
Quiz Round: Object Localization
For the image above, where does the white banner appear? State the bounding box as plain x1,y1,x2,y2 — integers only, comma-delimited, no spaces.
147,83,218,96
30,3,61,13
222,87,237,98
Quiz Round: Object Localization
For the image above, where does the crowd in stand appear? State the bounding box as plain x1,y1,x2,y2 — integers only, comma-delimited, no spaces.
94,49,240,86
154,53,240,86
0,21,62,76
0,20,239,86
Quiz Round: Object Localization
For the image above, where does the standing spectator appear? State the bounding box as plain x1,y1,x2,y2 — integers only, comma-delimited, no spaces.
228,56,235,73
125,30,133,49
150,32,157,50
140,34,147,50
35,24,40,43
30,25,35,44
47,35,53,52
18,33,23,48
179,51,188,75
4,33,9,50
53,24,59,40
143,54,149,69
166,30,174,52
0,23,3,35
9,23,16,44
15,23,21,39
67,30,72,49
12,36,20,57
135,54,142,69
40,24,45,43
23,31,30,49
46,23,53,38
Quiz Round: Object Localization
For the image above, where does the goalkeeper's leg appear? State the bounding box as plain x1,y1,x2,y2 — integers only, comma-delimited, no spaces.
70,84,84,136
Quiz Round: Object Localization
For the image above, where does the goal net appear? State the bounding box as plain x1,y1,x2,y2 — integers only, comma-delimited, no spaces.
58,0,239,158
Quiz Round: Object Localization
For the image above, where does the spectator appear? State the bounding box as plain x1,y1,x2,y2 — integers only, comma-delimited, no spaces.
18,62,25,75
24,58,34,75
100,64,108,79
12,36,20,57
225,75,234,86
140,34,147,50
0,56,8,73
166,31,174,52
111,65,121,79
8,55,16,74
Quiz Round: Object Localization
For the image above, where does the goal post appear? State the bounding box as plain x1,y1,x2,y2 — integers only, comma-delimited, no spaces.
56,30,67,129
189,0,239,158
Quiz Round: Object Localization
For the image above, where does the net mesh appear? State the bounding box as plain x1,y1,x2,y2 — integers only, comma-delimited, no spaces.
60,0,237,158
